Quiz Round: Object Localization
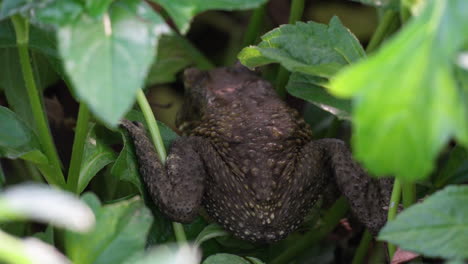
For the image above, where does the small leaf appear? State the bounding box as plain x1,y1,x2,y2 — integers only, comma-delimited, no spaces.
238,17,365,78
194,223,229,246
58,0,170,127
0,184,95,232
379,185,468,259
65,194,153,264
286,72,351,119
149,0,267,34
203,253,265,264
0,106,48,164
328,0,468,180
33,225,55,245
77,123,117,194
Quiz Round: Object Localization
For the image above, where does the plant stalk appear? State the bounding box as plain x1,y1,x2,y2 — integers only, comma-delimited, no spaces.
242,4,266,47
275,0,305,98
387,178,402,258
271,197,349,264
366,10,399,53
11,15,65,188
401,182,415,208
67,104,90,193
352,230,372,264
136,89,187,242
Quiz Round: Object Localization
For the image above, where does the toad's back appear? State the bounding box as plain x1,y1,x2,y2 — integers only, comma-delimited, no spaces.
181,66,315,242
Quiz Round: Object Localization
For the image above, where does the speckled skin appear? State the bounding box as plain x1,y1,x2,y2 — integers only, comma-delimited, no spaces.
121,64,391,243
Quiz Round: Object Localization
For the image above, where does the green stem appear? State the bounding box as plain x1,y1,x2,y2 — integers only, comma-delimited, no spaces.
135,89,187,242
11,15,65,188
271,197,349,264
242,4,266,47
175,35,215,70
401,182,415,208
275,0,305,98
352,230,372,264
366,10,399,53
67,104,90,193
387,179,402,258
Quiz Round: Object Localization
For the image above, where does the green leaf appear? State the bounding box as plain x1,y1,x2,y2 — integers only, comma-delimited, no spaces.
202,253,265,264
0,0,51,20
0,106,48,164
65,193,153,264
194,223,229,246
111,127,144,195
146,34,195,85
77,123,117,194
286,73,351,119
58,0,170,127
84,0,114,18
238,17,365,78
34,0,84,26
122,244,200,264
379,185,468,259
149,0,267,34
328,0,468,180
33,225,54,245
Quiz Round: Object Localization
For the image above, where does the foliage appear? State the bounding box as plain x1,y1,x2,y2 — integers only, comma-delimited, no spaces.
0,0,467,263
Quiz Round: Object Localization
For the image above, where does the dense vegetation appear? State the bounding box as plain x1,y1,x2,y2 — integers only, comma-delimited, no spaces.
0,0,467,263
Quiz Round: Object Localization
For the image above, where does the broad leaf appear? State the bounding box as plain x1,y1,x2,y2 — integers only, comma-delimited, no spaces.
58,0,170,127
203,253,265,264
123,244,201,264
65,193,153,264
194,223,228,246
34,0,84,26
0,106,48,164
379,185,468,259
77,123,117,194
0,0,51,20
328,0,468,180
286,73,351,119
238,17,365,78
149,0,267,34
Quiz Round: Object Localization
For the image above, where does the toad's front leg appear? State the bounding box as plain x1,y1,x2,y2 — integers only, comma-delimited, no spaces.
121,120,208,223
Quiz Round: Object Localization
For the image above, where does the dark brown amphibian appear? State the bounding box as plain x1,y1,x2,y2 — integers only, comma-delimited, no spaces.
121,64,391,243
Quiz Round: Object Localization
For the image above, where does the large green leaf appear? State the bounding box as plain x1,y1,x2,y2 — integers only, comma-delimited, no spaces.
328,0,468,180
0,0,52,20
203,253,265,264
238,16,365,78
149,0,267,34
65,193,153,264
0,106,47,164
379,185,468,259
58,0,170,127
77,123,117,194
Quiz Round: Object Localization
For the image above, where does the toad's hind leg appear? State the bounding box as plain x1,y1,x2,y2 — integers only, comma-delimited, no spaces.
304,139,392,235
121,120,206,223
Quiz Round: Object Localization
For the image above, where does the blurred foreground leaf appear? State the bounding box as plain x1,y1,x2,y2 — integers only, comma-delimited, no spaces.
203,253,265,264
379,185,468,259
329,0,468,180
58,0,170,127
